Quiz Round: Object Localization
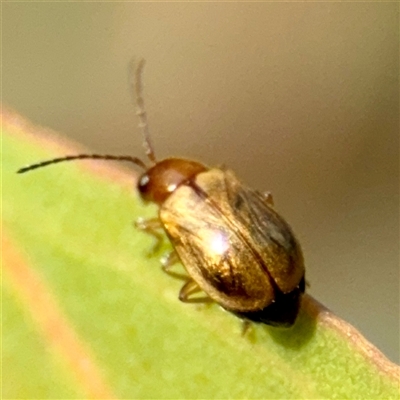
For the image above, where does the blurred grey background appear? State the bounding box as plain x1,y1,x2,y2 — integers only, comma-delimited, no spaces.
3,3,399,362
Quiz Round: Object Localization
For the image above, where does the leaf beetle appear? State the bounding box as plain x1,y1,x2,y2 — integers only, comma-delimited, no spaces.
18,60,305,327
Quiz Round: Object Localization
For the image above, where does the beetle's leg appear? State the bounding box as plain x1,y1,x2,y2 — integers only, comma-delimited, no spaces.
241,319,253,336
262,191,274,206
179,280,213,304
135,217,164,254
160,251,189,281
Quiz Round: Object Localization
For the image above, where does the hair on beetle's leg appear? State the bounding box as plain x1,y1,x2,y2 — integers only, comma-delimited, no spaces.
135,217,164,254
160,251,189,281
262,191,274,206
178,280,213,304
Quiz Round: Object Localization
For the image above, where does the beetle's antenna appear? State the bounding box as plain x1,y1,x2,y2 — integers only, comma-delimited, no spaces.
17,154,147,174
129,58,157,164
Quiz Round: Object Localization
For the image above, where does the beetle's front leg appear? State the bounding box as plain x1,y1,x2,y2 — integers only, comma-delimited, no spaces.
135,217,164,255
179,279,213,304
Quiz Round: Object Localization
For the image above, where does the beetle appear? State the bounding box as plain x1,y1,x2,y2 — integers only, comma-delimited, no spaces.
18,60,305,327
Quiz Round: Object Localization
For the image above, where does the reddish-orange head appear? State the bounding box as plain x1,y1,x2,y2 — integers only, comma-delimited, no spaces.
137,158,207,205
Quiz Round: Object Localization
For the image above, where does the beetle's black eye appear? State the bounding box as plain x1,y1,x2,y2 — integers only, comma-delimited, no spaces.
138,173,151,198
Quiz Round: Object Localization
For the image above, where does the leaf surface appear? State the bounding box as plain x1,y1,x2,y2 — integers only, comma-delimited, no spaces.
3,110,399,399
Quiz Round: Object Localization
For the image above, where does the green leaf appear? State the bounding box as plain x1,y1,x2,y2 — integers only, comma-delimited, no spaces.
3,110,399,399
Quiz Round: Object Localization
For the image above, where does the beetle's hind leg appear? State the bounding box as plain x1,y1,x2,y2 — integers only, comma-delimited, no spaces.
179,280,213,304
135,217,164,255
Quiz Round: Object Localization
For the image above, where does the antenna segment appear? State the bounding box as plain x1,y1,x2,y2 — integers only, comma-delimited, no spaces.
17,154,147,174
129,58,157,164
